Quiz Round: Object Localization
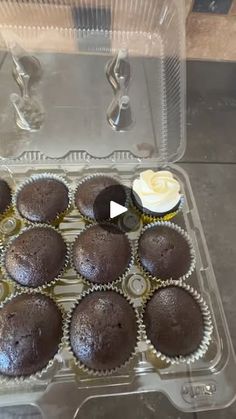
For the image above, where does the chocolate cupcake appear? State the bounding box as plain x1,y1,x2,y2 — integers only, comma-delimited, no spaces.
138,222,195,280
72,223,132,285
0,179,11,215
4,226,67,288
74,174,127,222
15,174,70,223
143,282,212,362
0,293,63,377
132,170,183,223
69,290,138,372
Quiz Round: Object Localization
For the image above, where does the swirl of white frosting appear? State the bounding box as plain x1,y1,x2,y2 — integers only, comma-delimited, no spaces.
133,170,181,213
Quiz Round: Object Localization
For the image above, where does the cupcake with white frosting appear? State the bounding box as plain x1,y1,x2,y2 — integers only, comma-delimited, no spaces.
132,170,183,223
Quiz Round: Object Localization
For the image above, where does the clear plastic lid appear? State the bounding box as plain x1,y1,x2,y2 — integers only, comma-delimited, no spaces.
0,0,186,164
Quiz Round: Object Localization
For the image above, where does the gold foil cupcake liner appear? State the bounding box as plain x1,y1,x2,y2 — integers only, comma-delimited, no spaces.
131,195,184,224
0,169,15,222
64,283,142,377
141,279,213,365
1,224,70,293
0,184,13,223
13,173,73,226
71,222,135,289
0,206,13,224
135,220,196,283
73,173,130,224
0,288,66,385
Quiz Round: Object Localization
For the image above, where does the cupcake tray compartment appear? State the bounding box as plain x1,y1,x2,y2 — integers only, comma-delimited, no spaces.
0,163,235,417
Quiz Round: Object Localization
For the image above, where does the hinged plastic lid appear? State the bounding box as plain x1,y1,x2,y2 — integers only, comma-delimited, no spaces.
0,0,186,164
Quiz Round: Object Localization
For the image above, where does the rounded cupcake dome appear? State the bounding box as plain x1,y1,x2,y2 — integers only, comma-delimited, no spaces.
15,176,70,223
69,290,138,371
74,175,126,222
72,223,132,284
4,226,67,288
143,286,204,357
0,293,63,377
0,179,11,215
138,222,194,280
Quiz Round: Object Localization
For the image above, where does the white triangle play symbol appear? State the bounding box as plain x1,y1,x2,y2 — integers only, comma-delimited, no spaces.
110,201,128,219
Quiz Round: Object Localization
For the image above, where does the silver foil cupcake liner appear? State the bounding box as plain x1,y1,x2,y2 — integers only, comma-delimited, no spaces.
141,279,213,365
71,222,135,288
0,288,66,385
1,224,70,293
135,220,196,283
64,283,142,377
73,173,130,223
13,173,73,225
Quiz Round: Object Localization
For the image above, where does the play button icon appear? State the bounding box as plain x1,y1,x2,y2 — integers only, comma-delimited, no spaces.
110,201,128,219
93,183,143,233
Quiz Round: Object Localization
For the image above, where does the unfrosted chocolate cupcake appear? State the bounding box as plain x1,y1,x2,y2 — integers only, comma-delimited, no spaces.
72,224,132,284
74,175,126,221
4,226,67,288
69,290,137,371
0,179,11,215
138,223,194,280
143,286,204,357
0,293,63,377
16,176,69,223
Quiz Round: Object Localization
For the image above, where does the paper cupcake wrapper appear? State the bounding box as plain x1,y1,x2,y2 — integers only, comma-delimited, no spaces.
13,173,73,226
131,195,184,224
135,220,196,283
0,288,66,385
71,222,135,288
64,283,142,377
1,224,70,292
140,279,213,365
73,173,130,224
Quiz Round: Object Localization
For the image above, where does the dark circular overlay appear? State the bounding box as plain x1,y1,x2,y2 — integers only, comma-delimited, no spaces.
93,185,143,234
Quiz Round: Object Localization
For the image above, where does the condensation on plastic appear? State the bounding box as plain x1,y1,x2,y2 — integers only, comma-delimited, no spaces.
0,1,235,418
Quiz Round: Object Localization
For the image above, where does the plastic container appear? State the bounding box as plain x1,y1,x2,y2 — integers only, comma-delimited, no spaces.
0,0,235,417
